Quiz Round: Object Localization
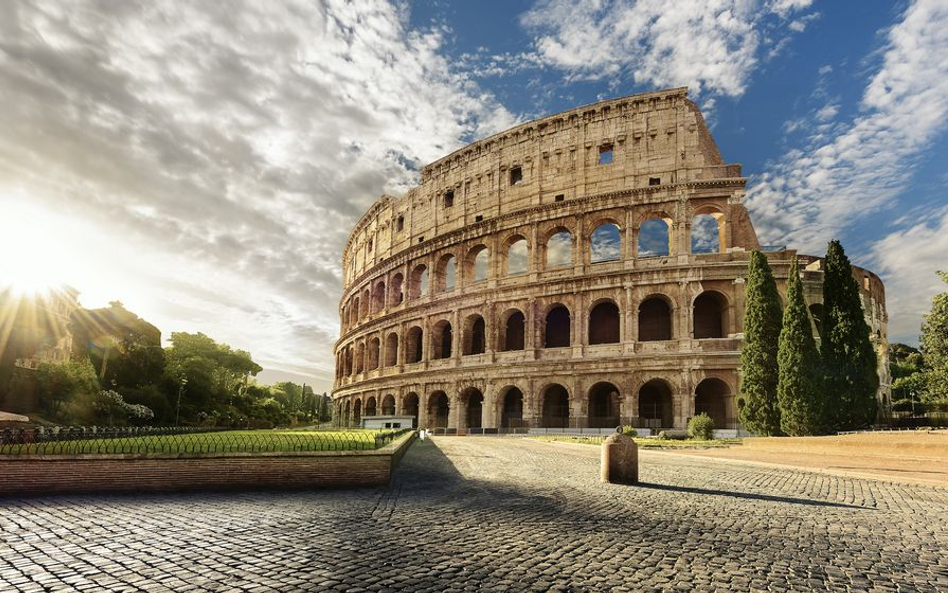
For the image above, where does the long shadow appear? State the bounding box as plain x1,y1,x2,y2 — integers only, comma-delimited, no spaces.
635,481,872,510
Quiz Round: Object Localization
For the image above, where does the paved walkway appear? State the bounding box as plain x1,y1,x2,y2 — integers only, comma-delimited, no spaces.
2,437,947,592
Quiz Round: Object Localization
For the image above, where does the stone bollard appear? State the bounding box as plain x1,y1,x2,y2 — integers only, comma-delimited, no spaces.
600,431,638,484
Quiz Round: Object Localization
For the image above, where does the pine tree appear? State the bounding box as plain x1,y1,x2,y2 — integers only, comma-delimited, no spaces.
777,258,824,435
821,240,879,429
738,251,783,435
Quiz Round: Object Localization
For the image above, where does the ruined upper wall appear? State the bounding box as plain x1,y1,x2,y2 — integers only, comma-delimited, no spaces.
342,87,744,286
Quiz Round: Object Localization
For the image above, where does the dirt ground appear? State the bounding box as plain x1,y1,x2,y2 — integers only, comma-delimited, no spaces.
669,431,948,487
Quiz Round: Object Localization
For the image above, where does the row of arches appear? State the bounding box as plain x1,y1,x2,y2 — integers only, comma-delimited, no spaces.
342,208,728,331
337,377,734,430
336,291,731,377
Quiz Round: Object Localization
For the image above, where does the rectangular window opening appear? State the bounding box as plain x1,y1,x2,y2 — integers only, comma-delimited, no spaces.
418,236,424,243
598,146,614,165
475,215,484,222
396,216,404,232
443,190,454,208
649,177,661,186
554,194,565,202
509,166,523,186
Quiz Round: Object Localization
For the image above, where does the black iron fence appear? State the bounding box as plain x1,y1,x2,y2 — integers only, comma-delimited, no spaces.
0,427,412,456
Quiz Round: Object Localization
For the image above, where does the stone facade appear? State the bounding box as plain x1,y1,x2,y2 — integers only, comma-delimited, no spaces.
332,87,888,431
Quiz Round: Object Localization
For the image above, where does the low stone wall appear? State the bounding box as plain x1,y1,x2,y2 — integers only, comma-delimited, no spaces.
0,432,416,496
743,431,948,459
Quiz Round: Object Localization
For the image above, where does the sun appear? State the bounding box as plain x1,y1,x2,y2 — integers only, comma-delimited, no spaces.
0,198,73,297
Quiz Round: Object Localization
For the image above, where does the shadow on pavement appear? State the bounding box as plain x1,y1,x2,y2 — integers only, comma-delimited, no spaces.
635,481,873,510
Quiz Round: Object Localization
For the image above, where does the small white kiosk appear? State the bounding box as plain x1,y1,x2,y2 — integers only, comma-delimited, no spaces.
360,415,415,430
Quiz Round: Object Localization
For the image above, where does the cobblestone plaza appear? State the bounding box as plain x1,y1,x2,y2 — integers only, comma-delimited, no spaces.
2,438,946,592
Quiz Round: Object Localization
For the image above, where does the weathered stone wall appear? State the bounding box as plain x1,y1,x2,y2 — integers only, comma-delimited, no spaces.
332,87,889,431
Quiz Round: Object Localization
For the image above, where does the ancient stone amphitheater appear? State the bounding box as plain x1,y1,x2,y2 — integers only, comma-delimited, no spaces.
333,87,889,434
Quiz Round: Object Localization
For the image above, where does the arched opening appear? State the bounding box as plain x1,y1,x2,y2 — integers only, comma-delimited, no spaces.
501,309,525,351
638,296,672,341
590,223,621,263
500,387,524,428
541,384,570,428
406,326,423,363
694,378,731,428
344,401,351,427
588,382,621,428
588,301,620,344
365,396,377,417
691,212,724,254
809,303,824,338
345,347,353,376
466,245,489,284
353,399,363,425
463,314,486,355
639,379,673,427
403,392,419,426
545,229,573,268
361,289,370,318
372,281,386,313
352,296,361,325
693,291,729,339
544,305,571,348
431,320,453,359
427,391,449,428
384,332,399,367
355,342,365,374
435,254,456,293
506,237,529,276
367,337,380,370
381,394,396,416
638,217,671,257
462,388,484,429
410,264,429,299
390,273,404,306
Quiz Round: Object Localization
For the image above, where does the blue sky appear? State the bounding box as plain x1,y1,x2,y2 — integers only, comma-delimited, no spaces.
1,0,946,392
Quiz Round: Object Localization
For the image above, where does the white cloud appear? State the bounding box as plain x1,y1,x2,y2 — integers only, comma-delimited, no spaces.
0,0,516,391
745,0,948,252
519,0,814,97
869,208,948,344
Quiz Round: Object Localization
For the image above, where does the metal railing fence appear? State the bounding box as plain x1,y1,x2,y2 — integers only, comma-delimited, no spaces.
0,427,412,456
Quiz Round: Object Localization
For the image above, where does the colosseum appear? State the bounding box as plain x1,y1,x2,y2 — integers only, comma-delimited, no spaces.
332,87,890,435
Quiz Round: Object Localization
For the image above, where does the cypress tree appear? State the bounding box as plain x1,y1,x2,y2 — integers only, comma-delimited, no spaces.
738,251,783,435
821,240,879,430
778,257,824,435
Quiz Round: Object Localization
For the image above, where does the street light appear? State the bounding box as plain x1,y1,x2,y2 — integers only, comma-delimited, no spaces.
175,375,188,426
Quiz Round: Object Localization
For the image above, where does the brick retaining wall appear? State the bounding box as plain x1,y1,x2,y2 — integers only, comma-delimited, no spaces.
0,432,416,496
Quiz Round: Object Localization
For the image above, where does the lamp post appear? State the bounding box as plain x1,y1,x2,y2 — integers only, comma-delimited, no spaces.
175,375,188,426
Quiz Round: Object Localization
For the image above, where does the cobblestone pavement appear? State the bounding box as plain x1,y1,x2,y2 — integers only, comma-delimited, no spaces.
2,438,948,592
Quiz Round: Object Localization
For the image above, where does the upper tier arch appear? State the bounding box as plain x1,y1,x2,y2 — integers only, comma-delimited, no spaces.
342,87,745,288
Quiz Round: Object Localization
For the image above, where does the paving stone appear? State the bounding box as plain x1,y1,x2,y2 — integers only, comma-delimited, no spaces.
0,438,946,592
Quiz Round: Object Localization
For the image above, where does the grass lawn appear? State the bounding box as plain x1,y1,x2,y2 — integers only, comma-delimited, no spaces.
529,435,742,449
0,429,407,456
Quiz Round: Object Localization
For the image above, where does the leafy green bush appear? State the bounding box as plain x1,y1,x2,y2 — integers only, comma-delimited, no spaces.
687,413,715,440
620,425,637,438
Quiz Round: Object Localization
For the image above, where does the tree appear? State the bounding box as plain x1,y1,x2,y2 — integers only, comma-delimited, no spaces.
777,258,824,435
889,343,925,413
34,359,99,422
920,272,948,408
821,240,879,429
737,251,783,435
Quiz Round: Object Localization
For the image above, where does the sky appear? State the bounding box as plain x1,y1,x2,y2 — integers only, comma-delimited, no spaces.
1,0,946,393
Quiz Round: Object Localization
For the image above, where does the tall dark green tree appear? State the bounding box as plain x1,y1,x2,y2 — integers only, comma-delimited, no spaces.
738,251,783,435
821,240,879,429
777,258,824,435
